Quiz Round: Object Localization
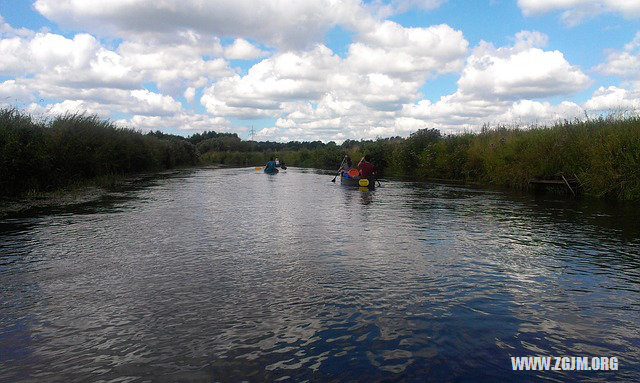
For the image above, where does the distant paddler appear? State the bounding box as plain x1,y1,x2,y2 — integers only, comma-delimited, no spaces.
264,157,279,174
358,155,376,178
332,154,353,182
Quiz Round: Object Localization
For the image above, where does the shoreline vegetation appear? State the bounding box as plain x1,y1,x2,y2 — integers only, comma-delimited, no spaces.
1,107,639,201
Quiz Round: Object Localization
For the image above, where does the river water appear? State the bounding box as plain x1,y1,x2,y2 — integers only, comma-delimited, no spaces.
1,167,639,382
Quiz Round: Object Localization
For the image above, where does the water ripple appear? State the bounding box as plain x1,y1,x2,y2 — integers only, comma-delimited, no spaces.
1,167,639,382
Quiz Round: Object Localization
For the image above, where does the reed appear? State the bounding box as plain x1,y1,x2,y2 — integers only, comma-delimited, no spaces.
1,108,197,197
3,107,639,200
197,116,640,200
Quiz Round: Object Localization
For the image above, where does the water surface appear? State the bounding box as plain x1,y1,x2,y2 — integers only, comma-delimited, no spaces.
1,167,639,382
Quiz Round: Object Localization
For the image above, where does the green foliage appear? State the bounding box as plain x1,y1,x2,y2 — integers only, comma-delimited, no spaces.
458,117,640,199
1,108,196,197
196,116,640,200
3,107,640,200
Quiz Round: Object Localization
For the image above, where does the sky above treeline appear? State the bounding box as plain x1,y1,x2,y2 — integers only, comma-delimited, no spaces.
1,1,639,142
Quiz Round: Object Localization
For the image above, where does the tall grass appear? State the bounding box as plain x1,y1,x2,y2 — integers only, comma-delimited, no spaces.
3,107,639,200
456,117,640,199
197,117,640,200
1,108,197,197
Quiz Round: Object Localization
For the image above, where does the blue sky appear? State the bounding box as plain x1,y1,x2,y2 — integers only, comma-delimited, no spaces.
1,0,639,141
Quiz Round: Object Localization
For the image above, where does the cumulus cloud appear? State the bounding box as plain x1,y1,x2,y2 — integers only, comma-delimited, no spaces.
200,27,597,141
499,100,584,123
34,0,374,49
518,0,640,26
0,15,33,37
202,21,468,122
0,20,233,121
594,32,640,80
223,38,268,60
0,80,35,104
117,113,233,132
118,39,231,93
457,31,590,100
201,45,342,118
396,31,593,134
349,22,468,79
0,37,27,76
1,32,176,102
184,87,196,103
0,32,141,88
583,86,640,112
41,99,112,117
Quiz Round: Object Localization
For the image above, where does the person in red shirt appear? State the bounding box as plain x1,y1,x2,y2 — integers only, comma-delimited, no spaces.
358,155,376,178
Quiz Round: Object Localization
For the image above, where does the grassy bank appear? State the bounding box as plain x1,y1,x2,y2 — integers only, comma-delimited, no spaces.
2,107,639,200
1,108,197,197
198,117,640,200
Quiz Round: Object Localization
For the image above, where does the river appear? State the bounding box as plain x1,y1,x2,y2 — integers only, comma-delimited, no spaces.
1,167,639,382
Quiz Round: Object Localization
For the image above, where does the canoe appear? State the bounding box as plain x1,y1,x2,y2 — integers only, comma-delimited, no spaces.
340,174,376,190
264,167,279,174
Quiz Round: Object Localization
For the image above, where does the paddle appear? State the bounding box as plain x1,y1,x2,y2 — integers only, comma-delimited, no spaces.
331,171,341,182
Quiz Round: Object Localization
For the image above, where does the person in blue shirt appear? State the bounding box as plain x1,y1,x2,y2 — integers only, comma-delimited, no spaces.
264,157,278,173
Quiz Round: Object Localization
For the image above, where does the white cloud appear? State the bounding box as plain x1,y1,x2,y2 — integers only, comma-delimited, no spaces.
34,0,374,49
0,26,233,116
391,0,448,13
0,80,35,104
457,33,590,100
202,45,342,118
0,32,141,89
0,37,26,75
583,86,640,112
594,32,640,80
395,31,595,133
45,99,112,117
7,76,186,118
2,1,633,143
256,127,278,138
202,20,468,122
500,100,584,122
512,30,549,49
129,89,183,116
184,87,196,103
215,28,595,141
116,38,231,93
596,51,640,78
223,39,268,60
0,15,33,37
117,113,232,132
349,22,468,79
518,0,640,26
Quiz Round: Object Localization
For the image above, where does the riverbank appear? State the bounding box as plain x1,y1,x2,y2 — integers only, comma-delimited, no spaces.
199,117,640,200
0,172,142,218
0,166,215,218
3,107,639,200
0,108,198,198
